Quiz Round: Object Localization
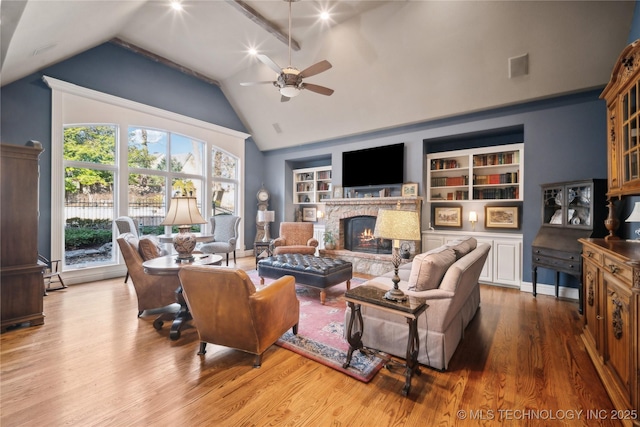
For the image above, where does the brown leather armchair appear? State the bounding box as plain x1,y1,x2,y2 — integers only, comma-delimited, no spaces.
272,222,318,256
116,233,179,323
178,266,299,368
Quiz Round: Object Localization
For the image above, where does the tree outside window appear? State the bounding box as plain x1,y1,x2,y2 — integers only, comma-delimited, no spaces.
63,125,117,267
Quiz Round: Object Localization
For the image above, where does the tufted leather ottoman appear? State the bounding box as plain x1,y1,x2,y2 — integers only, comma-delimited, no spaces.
258,254,352,305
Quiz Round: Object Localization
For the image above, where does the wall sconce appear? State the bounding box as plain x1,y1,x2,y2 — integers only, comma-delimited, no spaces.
625,202,640,241
317,210,324,220
469,211,478,231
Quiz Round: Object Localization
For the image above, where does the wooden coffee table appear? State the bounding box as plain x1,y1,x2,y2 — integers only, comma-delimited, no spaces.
143,254,222,340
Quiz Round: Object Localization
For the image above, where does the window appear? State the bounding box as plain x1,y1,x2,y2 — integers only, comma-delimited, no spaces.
63,125,117,268
127,127,207,235
45,76,248,282
211,148,238,216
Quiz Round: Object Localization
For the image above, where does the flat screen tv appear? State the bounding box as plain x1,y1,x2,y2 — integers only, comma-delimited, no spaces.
342,143,404,188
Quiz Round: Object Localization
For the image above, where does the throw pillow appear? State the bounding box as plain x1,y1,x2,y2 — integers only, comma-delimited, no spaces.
447,237,477,259
407,247,457,291
138,236,162,261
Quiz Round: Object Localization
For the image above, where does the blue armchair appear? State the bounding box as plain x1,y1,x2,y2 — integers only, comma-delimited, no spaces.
200,215,241,266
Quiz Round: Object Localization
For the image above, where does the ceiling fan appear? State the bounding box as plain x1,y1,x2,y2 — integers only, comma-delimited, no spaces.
240,0,334,102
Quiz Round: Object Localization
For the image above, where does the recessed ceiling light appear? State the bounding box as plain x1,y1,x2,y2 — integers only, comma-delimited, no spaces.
248,48,258,56
320,11,330,21
170,1,183,11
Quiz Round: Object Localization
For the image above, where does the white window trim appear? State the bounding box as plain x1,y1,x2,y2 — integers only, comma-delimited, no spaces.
44,76,250,284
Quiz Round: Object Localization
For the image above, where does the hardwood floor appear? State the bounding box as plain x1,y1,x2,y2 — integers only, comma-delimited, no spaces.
0,256,621,426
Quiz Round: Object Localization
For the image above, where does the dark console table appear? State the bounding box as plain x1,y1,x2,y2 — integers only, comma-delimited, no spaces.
343,285,427,397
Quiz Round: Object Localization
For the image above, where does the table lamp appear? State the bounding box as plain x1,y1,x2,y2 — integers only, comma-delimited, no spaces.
258,210,275,242
160,195,207,261
625,201,640,242
373,205,421,301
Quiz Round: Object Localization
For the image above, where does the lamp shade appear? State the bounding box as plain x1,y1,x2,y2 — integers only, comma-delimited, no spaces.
373,209,421,241
626,202,640,222
469,211,478,222
258,210,275,223
160,196,206,226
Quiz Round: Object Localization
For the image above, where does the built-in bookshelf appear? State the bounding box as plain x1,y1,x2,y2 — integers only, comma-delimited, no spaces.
293,166,332,204
426,143,523,202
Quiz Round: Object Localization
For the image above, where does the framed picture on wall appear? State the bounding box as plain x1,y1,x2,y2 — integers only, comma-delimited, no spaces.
401,182,418,197
434,206,462,227
302,207,317,222
333,185,343,198
485,206,519,229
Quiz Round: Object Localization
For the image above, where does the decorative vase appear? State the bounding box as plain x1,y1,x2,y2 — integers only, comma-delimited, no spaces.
325,242,336,250
604,199,620,241
173,226,197,261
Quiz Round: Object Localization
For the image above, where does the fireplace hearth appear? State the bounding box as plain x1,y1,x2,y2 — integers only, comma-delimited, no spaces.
344,216,391,254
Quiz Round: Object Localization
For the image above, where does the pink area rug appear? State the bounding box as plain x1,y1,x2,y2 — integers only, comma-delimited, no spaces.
246,271,387,383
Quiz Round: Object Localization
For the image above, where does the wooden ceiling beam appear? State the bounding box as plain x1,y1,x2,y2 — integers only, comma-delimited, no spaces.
228,0,301,51
110,38,221,87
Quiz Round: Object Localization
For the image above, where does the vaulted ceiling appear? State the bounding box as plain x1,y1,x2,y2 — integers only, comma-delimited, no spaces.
1,1,635,151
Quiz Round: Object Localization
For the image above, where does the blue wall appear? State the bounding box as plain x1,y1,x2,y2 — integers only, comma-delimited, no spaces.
0,42,265,252
629,1,640,43
261,91,608,287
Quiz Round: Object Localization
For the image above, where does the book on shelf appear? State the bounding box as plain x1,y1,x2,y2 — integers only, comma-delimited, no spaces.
473,172,518,185
445,191,469,200
473,187,519,200
317,170,332,180
431,175,469,187
473,151,519,167
431,158,460,170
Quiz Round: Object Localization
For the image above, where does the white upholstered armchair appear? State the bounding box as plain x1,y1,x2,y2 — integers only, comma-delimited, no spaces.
200,215,241,266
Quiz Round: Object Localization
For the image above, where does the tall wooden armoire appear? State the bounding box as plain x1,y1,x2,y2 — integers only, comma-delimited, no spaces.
1,142,46,331
579,39,640,427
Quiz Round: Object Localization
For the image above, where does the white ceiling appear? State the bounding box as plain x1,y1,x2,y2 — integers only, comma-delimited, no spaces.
1,1,635,151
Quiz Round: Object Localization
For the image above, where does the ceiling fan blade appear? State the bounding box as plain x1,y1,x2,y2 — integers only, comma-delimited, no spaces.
240,81,274,86
302,83,334,96
300,60,332,78
257,54,283,74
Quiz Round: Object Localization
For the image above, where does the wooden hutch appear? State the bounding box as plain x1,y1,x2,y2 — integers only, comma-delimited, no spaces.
579,39,640,427
1,142,46,332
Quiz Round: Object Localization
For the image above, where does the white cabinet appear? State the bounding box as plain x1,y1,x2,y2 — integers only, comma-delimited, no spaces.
293,166,332,204
422,230,522,288
491,238,521,287
427,143,523,202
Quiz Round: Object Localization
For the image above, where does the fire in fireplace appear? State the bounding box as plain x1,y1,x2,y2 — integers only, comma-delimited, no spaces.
344,216,392,254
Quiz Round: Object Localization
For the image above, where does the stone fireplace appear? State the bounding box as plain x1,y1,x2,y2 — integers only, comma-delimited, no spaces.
344,216,392,254
319,196,422,275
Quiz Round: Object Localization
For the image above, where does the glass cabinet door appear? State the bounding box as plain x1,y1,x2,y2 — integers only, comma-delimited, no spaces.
622,81,639,185
542,186,563,225
566,183,592,227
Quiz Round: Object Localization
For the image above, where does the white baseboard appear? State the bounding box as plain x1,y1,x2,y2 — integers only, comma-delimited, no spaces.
520,281,579,301
63,264,128,286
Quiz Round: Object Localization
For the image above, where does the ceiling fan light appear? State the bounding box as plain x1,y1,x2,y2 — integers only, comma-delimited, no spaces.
280,86,300,98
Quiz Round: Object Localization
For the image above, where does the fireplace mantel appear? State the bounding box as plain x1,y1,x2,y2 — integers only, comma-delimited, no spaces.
324,196,422,208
